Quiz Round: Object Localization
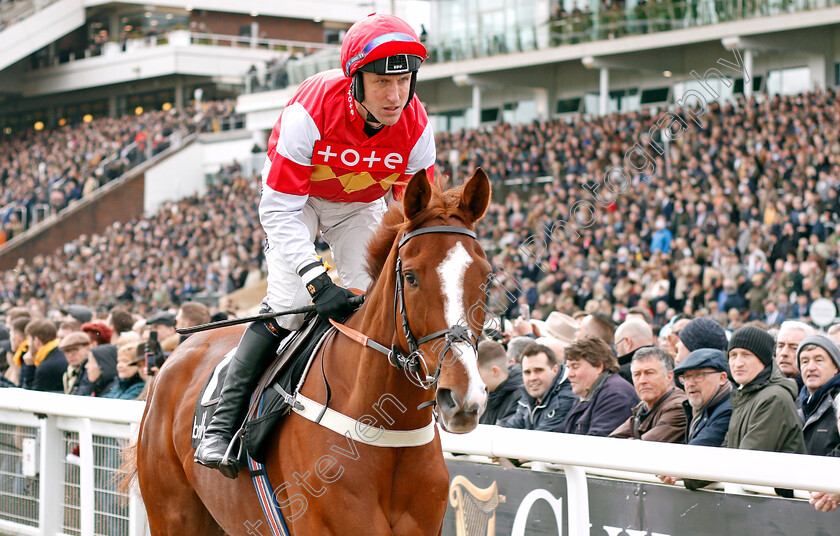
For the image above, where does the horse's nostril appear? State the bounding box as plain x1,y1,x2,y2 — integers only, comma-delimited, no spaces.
436,388,458,413
463,402,480,414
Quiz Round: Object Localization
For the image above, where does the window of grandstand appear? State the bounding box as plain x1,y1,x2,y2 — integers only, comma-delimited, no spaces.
733,76,764,95
555,98,582,115
501,100,537,124
481,108,500,123
674,78,735,103
584,88,639,114
766,66,811,95
432,111,468,133
639,87,670,106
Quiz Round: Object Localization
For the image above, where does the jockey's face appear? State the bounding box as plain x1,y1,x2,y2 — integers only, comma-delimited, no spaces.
357,71,412,127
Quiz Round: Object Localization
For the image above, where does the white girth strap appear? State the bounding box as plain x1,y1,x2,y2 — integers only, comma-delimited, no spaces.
292,393,436,448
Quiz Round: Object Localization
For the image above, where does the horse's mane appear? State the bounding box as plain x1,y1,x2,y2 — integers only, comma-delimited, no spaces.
365,176,464,282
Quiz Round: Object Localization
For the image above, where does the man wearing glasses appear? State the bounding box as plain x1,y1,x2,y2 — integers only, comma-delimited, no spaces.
657,348,732,490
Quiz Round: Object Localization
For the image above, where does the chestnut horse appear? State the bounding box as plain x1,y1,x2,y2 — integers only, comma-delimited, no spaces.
132,169,493,535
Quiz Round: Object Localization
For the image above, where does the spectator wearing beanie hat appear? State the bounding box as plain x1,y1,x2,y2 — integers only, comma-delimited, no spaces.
725,326,805,496
675,317,728,366
796,334,840,456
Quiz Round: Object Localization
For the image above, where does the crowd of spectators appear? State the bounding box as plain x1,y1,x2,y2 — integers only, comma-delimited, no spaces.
0,298,222,399
547,0,795,44
0,163,263,317
0,100,238,246
437,89,840,337
0,80,839,509
477,305,840,506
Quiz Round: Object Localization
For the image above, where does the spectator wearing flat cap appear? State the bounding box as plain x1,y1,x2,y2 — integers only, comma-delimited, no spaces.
59,331,93,395
60,305,94,325
675,317,728,366
797,334,840,457
146,311,178,354
726,325,805,497
675,348,733,447
658,348,733,491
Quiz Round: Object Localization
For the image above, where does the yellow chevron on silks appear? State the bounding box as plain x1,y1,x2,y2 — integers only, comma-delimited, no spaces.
311,165,401,194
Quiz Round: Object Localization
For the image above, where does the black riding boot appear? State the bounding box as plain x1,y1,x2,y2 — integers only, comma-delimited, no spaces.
194,319,289,478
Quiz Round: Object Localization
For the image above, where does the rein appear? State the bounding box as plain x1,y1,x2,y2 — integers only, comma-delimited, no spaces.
332,224,479,392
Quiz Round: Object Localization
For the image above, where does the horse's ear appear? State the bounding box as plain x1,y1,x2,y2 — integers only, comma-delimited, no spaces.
459,167,491,224
403,169,432,220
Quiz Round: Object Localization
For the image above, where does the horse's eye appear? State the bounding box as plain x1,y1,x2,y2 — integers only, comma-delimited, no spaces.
404,272,418,287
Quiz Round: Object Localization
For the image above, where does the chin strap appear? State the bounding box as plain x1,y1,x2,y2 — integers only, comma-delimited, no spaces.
357,101,382,126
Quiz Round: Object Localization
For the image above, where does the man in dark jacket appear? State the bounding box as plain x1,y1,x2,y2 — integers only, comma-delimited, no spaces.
498,343,575,431
20,319,67,392
610,346,687,442
477,340,524,425
676,348,732,447
796,334,840,456
563,337,639,436
727,326,805,497
658,348,733,490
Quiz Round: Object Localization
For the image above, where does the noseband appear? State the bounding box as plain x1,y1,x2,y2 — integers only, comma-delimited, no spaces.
392,225,479,389
330,225,480,391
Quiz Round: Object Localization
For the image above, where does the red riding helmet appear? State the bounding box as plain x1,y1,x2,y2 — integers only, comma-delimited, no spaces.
341,13,427,105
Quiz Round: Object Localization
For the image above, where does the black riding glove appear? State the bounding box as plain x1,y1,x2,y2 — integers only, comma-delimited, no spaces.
307,272,357,322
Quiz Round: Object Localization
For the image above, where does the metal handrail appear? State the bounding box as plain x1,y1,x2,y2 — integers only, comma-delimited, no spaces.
0,0,58,31
190,31,337,53
426,0,840,64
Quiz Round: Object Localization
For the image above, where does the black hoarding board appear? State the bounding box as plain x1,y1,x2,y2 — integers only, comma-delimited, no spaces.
443,460,840,536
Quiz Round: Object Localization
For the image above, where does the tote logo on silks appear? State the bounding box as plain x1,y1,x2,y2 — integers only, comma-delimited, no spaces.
312,140,409,174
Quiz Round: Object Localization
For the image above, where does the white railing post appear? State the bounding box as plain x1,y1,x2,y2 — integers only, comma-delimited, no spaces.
562,465,590,536
38,416,63,535
79,418,95,536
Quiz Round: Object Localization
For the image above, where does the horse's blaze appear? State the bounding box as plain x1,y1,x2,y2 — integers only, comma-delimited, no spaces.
435,241,488,431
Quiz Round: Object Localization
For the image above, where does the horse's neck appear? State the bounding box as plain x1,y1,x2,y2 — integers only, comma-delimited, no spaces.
332,296,434,430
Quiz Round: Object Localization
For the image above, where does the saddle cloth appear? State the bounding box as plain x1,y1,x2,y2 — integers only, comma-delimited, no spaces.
190,312,333,464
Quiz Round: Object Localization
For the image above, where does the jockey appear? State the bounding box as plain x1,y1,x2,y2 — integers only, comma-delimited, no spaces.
194,13,436,477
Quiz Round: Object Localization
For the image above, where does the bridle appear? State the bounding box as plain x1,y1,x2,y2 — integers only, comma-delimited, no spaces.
393,225,480,389
331,224,481,392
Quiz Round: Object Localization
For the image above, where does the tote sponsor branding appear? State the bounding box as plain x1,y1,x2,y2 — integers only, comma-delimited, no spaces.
312,140,409,174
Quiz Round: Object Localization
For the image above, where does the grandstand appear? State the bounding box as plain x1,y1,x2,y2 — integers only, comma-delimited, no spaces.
2,0,840,534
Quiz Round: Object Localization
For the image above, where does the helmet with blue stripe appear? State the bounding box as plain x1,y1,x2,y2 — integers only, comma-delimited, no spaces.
340,13,427,105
